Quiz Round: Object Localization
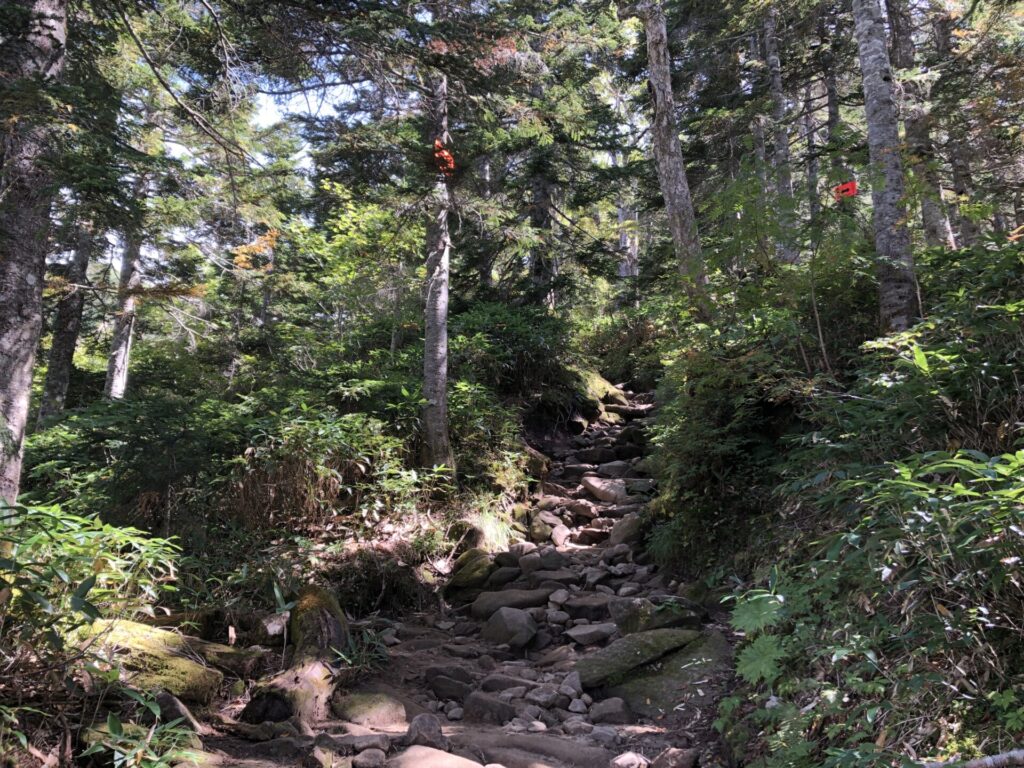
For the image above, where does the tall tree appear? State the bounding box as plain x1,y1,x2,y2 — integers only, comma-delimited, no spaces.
625,0,707,311
104,218,144,400
763,7,798,263
0,0,69,502
886,0,956,249
37,222,100,422
421,69,455,471
851,0,917,332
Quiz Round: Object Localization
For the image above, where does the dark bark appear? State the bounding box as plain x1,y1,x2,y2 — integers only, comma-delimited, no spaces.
38,223,98,423
804,85,821,221
851,0,918,332
0,0,68,503
948,138,980,246
764,8,798,262
421,70,455,471
529,161,557,308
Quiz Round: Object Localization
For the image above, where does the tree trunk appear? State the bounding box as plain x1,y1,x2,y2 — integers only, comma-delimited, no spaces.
804,85,821,221
529,157,557,309
0,0,69,503
239,587,348,725
932,10,979,247
851,0,918,332
38,223,98,423
477,156,496,292
104,232,143,400
764,8,798,263
820,10,852,184
948,138,980,246
389,260,407,356
631,0,707,310
421,71,456,471
886,0,956,249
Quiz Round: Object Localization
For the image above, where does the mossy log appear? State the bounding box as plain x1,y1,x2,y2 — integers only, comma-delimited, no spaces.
81,620,265,703
240,586,348,725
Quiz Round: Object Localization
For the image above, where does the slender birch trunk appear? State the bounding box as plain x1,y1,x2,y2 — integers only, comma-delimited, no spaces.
627,0,707,311
851,0,918,332
422,70,455,471
886,0,956,249
104,232,143,400
0,0,69,503
38,223,98,423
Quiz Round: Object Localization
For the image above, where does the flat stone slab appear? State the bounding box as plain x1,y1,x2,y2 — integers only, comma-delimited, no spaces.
333,692,408,727
607,630,732,719
387,746,483,767
608,597,703,635
449,730,615,768
470,588,554,619
565,622,617,645
575,629,702,688
581,476,633,504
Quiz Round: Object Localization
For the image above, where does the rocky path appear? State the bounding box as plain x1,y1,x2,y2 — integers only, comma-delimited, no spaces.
107,391,734,768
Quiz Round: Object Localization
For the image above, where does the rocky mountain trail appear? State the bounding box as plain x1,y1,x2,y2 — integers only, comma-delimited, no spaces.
91,389,736,768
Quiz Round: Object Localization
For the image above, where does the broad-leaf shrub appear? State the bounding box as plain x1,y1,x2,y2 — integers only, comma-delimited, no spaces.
726,450,1024,767
720,242,1024,768
0,504,177,759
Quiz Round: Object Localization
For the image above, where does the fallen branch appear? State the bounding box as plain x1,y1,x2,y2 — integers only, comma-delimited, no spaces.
924,751,1024,768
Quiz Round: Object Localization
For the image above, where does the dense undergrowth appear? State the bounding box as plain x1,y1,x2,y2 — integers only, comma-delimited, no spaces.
631,241,1024,766
5,294,614,762
20,297,604,612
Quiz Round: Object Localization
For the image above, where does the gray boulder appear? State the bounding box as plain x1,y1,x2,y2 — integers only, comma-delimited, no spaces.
480,606,537,648
470,588,554,619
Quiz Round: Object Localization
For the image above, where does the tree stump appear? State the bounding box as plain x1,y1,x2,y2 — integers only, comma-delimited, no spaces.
240,586,348,725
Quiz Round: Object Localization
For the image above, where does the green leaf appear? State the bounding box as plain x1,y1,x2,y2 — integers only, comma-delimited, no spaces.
730,592,784,634
736,635,786,684
73,575,97,600
22,589,54,613
911,344,929,374
106,711,123,738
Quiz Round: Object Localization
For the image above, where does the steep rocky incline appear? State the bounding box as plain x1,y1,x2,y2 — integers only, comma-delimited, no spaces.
93,389,735,768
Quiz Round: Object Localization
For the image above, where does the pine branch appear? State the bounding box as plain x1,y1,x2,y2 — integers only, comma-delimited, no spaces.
113,1,254,164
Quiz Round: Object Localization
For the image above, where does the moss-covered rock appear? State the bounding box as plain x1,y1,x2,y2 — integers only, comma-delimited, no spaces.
609,597,703,635
331,691,407,727
444,548,495,593
81,620,231,703
574,628,701,688
524,445,550,480
529,516,553,544
606,630,732,718
569,368,627,420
